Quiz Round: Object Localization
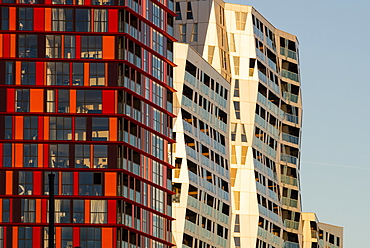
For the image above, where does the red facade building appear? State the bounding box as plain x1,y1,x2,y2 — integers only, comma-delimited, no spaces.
0,0,176,246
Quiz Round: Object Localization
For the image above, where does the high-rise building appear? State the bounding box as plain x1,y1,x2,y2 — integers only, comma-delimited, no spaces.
174,1,307,248
172,42,231,248
0,0,176,247
302,213,343,248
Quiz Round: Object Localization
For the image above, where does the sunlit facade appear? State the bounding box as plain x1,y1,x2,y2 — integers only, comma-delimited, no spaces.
0,0,176,247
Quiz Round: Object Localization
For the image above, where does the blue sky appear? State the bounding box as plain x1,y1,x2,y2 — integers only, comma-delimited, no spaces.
227,0,370,246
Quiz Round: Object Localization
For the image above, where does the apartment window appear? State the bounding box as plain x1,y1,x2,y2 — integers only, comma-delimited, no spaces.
44,172,59,195
75,144,90,168
179,24,186,42
76,90,102,113
79,172,102,196
2,199,10,222
18,35,38,58
50,117,72,140
152,4,163,28
230,33,236,52
3,144,12,167
94,9,107,32
186,1,193,19
24,116,38,140
21,62,36,85
46,90,55,113
234,79,240,97
90,63,105,86
5,116,12,139
241,124,247,142
50,144,70,168
1,7,9,30
92,118,108,141
233,56,240,75
191,23,198,42
18,227,32,247
152,56,163,81
175,2,181,20
58,90,70,113
93,145,107,168
234,101,240,119
75,117,87,141
21,199,36,222
19,171,33,195
45,35,61,58
52,8,73,31
61,227,72,247
81,36,102,59
73,200,84,223
234,237,240,248
16,89,30,112
91,200,107,223
208,46,215,64
5,61,13,85
80,228,102,248
18,8,33,30
234,215,240,232
231,123,237,141
72,63,84,85
47,62,70,85
75,9,90,32
23,144,37,167
64,35,75,58
62,172,73,195
152,30,164,55
235,12,247,30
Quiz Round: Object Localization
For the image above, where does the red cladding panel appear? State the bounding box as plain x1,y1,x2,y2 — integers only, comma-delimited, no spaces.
107,200,117,224
33,171,42,195
102,90,115,114
34,8,45,31
108,9,118,33
6,88,14,112
3,34,10,57
36,62,44,85
76,36,81,59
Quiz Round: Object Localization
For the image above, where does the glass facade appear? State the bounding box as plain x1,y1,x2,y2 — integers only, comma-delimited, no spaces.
0,0,175,247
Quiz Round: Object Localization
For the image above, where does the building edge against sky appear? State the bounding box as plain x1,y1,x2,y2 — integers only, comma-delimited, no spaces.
173,0,343,248
0,0,176,247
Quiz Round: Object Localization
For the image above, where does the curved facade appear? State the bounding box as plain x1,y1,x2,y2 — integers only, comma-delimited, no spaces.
0,0,176,247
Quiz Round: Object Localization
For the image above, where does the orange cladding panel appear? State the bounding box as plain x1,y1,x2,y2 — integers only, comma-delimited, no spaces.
105,172,116,196
102,228,113,248
6,171,12,195
30,89,44,112
14,116,23,139
103,36,115,59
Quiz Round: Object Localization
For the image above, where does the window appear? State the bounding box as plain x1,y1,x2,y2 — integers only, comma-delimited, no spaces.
152,4,163,28
230,33,236,52
21,199,35,222
18,8,33,30
186,2,193,19
234,79,239,97
76,9,90,32
45,35,61,58
50,144,70,168
92,118,108,141
73,200,84,223
18,227,32,247
190,23,198,42
18,35,37,58
46,90,55,113
93,145,107,168
75,144,90,168
91,200,107,224
16,89,30,112
231,123,237,141
52,8,73,31
23,144,37,167
152,56,163,80
152,30,164,55
62,172,73,195
58,90,70,113
75,117,87,141
235,12,247,30
80,228,102,248
24,116,38,140
234,237,240,248
233,56,240,75
3,144,12,167
175,2,181,20
179,24,186,42
5,61,13,85
81,36,102,59
90,63,105,86
234,215,240,232
79,172,102,196
61,227,72,248
1,7,9,30
21,62,36,85
2,199,10,222
234,101,240,119
47,62,70,85
19,171,33,195
94,9,107,32
64,35,75,58
44,172,59,195
5,116,12,139
72,63,84,85
76,90,102,113
241,124,247,142
208,46,215,64
50,117,72,140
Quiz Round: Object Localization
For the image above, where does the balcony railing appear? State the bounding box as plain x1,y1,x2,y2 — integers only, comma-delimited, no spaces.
282,133,299,145
280,153,298,165
281,69,299,82
281,174,298,186
283,91,299,103
282,197,298,208
280,47,298,60
284,113,299,124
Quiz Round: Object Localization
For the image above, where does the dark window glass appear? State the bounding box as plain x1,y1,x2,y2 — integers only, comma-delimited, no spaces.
50,144,70,168
18,8,33,30
5,61,13,85
81,36,102,59
16,89,30,112
65,35,75,58
76,9,90,32
76,90,102,113
1,7,9,30
52,8,73,31
21,62,36,85
18,35,38,58
80,228,102,248
18,227,32,246
46,62,70,85
50,117,72,140
90,63,105,86
72,63,84,85
24,116,38,140
23,144,37,167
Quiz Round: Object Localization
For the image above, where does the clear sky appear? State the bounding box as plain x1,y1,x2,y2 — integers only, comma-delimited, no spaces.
226,0,370,246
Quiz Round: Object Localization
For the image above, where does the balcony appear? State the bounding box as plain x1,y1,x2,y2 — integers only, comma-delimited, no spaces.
284,113,299,124
284,219,299,230
282,197,298,208
281,69,299,82
280,153,298,165
280,47,298,60
283,91,299,103
282,133,299,145
281,174,298,187
284,241,300,248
